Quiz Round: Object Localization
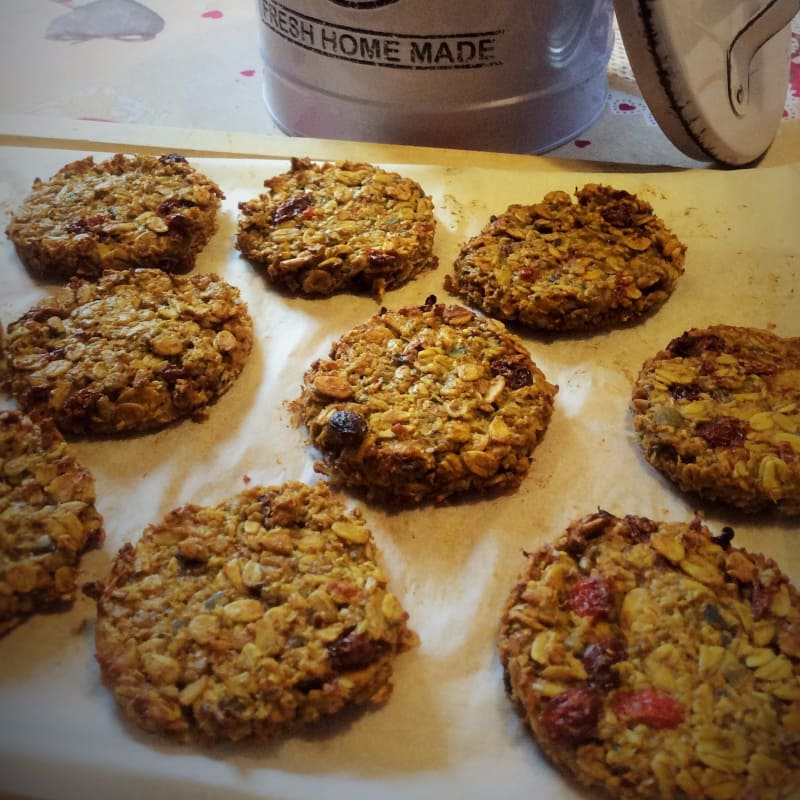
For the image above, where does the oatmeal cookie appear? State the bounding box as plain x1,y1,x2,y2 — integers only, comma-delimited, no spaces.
631,325,800,515
94,481,414,743
498,510,800,800
289,297,557,506
0,410,104,636
2,269,253,436
236,157,437,299
5,152,224,279
445,183,686,331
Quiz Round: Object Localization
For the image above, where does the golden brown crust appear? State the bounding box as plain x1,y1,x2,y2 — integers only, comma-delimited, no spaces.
446,184,686,331
289,298,557,507
631,325,800,515
94,481,414,743
236,157,438,300
5,153,224,279
498,511,800,799
0,410,104,636
2,269,253,436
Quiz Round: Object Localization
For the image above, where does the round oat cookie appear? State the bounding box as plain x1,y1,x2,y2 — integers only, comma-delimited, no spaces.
0,410,104,637
2,269,253,436
5,152,224,280
236,157,438,299
631,325,800,515
445,183,686,331
498,510,800,800
94,481,414,743
289,297,557,506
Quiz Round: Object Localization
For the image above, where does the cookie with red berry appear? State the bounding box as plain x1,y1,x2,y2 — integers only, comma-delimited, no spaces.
498,511,800,799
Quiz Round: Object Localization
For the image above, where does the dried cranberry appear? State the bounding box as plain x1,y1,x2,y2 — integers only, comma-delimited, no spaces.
327,630,388,672
367,250,398,270
583,638,626,690
65,214,105,235
160,365,190,384
272,194,313,224
696,416,746,448
489,356,533,390
540,687,602,744
570,575,614,622
614,689,685,729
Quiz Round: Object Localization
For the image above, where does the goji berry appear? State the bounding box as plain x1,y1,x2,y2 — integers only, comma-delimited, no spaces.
614,689,685,729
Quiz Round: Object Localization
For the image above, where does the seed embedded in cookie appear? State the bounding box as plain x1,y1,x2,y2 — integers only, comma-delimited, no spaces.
236,157,438,299
631,324,800,515
0,410,104,637
289,297,557,506
446,183,686,331
498,510,800,800
5,152,224,279
1,268,254,436
94,480,415,743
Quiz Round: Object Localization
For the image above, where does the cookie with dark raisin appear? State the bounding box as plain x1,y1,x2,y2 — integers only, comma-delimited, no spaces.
236,157,437,300
498,510,800,799
94,481,414,743
445,183,686,331
2,268,253,436
631,325,800,515
5,153,224,279
0,410,104,636
289,297,557,507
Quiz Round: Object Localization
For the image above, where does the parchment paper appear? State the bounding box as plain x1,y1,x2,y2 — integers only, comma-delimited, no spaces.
0,146,798,800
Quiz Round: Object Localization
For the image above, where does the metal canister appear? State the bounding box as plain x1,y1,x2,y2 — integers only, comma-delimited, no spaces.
256,0,614,153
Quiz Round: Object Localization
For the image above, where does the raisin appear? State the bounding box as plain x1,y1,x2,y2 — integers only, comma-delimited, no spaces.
327,630,388,672
272,194,313,224
696,416,746,448
367,249,398,270
614,689,685,729
668,332,724,358
570,575,614,621
158,153,188,165
540,687,602,744
623,514,658,541
711,525,735,548
582,637,626,690
158,197,196,216
563,510,614,555
60,387,102,428
489,355,533,390
324,409,368,450
669,382,701,401
166,214,192,237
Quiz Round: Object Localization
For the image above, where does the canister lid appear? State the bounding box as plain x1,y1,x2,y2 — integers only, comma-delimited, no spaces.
614,0,798,165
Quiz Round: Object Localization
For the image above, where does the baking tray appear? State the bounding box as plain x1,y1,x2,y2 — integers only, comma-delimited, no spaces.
0,142,798,800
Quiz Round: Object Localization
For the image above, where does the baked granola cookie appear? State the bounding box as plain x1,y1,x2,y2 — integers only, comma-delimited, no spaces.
236,157,437,299
94,481,414,743
631,325,800,515
498,510,800,800
445,183,686,331
2,269,253,436
5,152,224,279
0,410,104,636
289,297,557,506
